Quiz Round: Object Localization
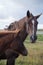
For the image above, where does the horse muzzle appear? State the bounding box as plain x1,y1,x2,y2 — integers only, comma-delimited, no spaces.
30,35,37,43
21,49,28,56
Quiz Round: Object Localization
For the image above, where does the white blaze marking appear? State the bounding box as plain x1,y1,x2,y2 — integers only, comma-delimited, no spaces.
32,20,34,36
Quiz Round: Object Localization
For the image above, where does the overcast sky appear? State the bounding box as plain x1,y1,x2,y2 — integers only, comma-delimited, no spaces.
0,0,43,29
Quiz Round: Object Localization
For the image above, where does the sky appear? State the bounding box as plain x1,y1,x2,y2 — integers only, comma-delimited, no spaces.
0,0,43,29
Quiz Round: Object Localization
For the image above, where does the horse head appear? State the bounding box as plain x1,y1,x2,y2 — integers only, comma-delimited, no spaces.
7,10,41,43
25,10,41,43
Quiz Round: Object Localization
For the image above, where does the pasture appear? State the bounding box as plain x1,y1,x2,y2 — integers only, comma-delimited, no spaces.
0,34,43,65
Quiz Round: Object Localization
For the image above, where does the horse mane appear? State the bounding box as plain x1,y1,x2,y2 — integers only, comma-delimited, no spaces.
7,16,27,30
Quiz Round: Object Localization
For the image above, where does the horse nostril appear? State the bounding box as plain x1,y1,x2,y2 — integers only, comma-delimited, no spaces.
30,35,37,40
30,36,34,40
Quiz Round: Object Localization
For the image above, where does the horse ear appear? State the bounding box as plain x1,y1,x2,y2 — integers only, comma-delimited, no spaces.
35,13,42,19
27,10,30,18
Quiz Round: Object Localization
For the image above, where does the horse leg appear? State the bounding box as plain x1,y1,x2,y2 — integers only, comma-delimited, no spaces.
5,49,18,65
7,57,15,65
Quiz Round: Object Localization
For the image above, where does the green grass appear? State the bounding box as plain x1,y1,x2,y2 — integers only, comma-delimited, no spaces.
37,34,43,41
0,34,43,65
16,42,43,65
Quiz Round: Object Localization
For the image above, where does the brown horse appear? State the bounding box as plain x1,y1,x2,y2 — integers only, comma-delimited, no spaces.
0,29,28,65
7,10,41,43
0,10,41,65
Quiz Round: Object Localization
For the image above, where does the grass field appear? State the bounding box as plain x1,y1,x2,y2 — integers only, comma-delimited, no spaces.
0,34,43,65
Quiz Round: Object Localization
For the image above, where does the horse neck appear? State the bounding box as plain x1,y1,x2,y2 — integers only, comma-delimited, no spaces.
17,17,28,42
19,25,28,42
